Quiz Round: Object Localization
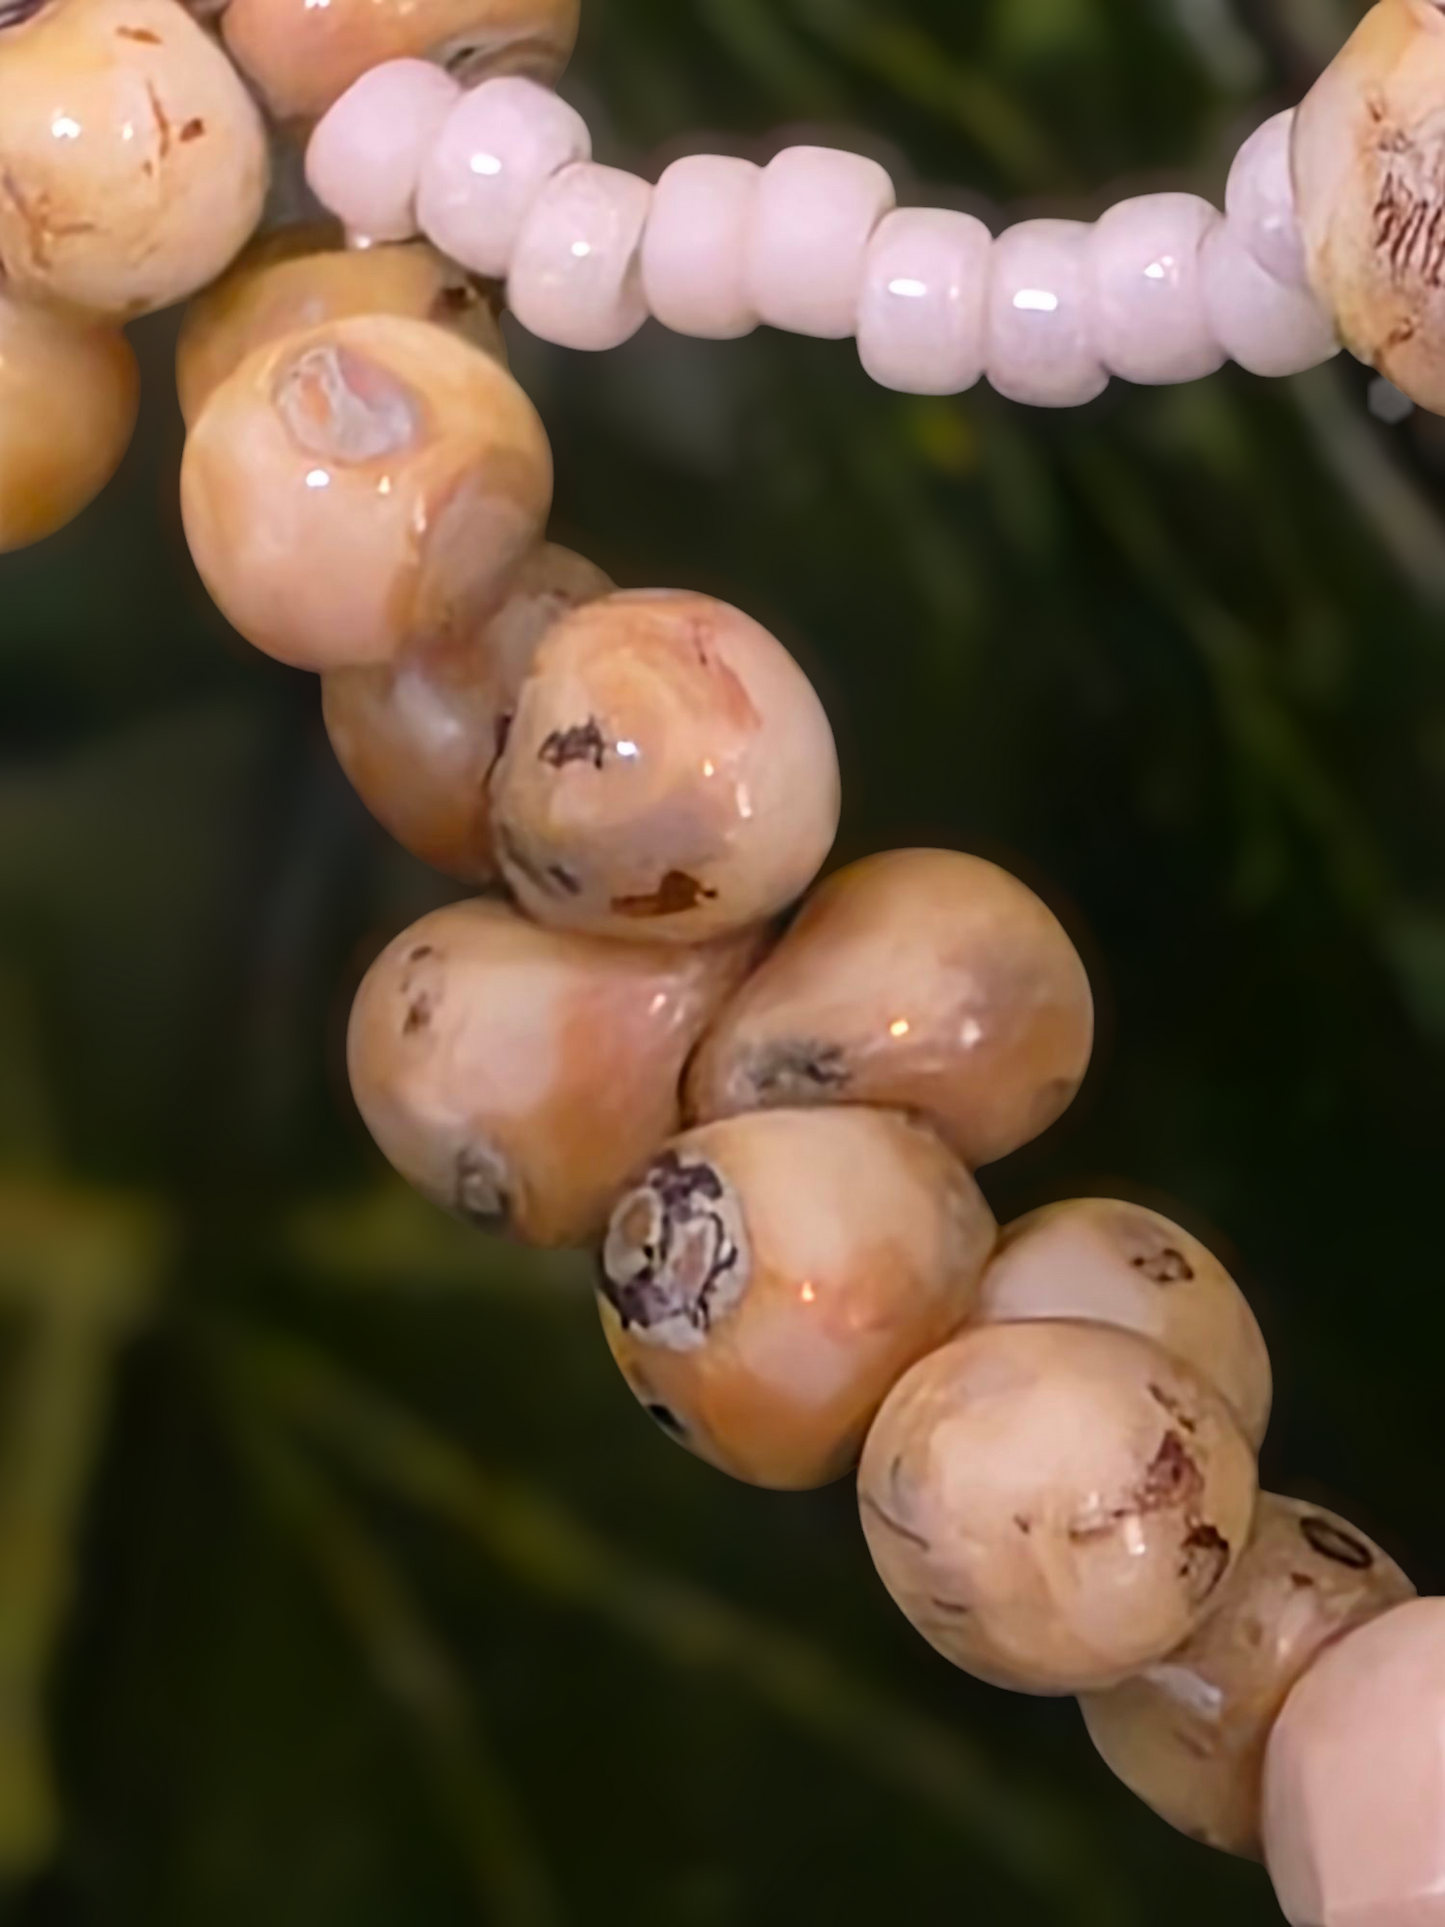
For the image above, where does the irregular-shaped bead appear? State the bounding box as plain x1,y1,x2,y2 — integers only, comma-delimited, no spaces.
1200,218,1338,379
508,162,652,350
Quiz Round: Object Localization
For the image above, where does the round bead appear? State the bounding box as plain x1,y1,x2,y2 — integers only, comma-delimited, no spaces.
417,75,591,281
306,61,461,245
1083,1495,1414,1859
858,1319,1259,1695
508,162,653,350
1087,192,1224,385
977,1198,1272,1448
1199,219,1338,379
180,315,552,671
598,1110,995,1490
746,145,895,340
347,898,758,1247
1263,1598,1445,1924
686,848,1094,1170
640,154,761,340
986,218,1107,407
856,207,992,394
1226,109,1309,288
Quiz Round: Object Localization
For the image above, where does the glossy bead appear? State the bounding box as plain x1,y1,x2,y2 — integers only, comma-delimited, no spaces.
856,207,992,394
347,897,759,1247
746,146,895,340
640,154,760,340
1226,109,1309,288
1088,193,1224,385
0,0,268,318
986,218,1106,407
0,287,138,552
1082,1495,1414,1859
221,0,579,126
686,849,1093,1169
599,1110,996,1490
176,225,506,429
181,315,552,672
1292,0,1445,414
977,1199,1271,1448
1200,219,1339,379
858,1320,1258,1695
417,75,590,281
323,543,612,881
306,61,461,244
1263,1598,1445,1924
508,162,652,350
491,590,840,943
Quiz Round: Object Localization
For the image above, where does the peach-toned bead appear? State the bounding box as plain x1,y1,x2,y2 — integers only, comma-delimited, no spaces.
856,207,992,394
986,219,1106,407
746,146,895,340
1226,109,1309,288
640,154,761,340
417,76,591,281
599,1109,995,1490
1263,1598,1445,1925
1088,193,1224,385
306,61,461,244
1200,219,1338,379
508,162,652,350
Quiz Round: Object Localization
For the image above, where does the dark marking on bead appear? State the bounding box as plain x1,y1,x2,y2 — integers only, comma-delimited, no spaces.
1180,1522,1231,1599
612,871,719,919
1133,1246,1194,1284
539,718,606,770
1147,1382,1199,1434
860,1491,930,1553
0,0,48,23
548,864,582,897
1137,1432,1205,1514
402,992,434,1035
454,1143,509,1229
645,1402,685,1436
928,1595,970,1616
1014,1514,1033,1536
1301,1515,1375,1571
116,21,163,38
601,1150,742,1344
179,117,206,142
747,1038,851,1103
408,944,436,963
1290,1571,1315,1591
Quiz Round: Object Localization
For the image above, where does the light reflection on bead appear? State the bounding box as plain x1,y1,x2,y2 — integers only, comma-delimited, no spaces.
856,206,991,394
986,219,1106,407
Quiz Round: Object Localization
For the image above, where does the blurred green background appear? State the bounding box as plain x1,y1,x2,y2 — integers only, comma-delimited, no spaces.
4,0,1445,1919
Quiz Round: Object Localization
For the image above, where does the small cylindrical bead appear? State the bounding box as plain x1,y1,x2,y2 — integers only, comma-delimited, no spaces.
1088,192,1224,384
640,154,761,340
856,207,992,395
1200,218,1338,377
746,146,895,339
417,76,591,282
306,60,461,244
986,218,1106,407
1226,109,1309,289
508,162,652,351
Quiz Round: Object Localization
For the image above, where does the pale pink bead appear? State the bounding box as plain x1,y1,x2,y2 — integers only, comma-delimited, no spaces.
306,60,461,245
986,219,1106,407
417,77,591,282
856,207,992,394
508,162,652,351
1200,218,1338,377
640,154,760,340
746,146,895,340
1227,109,1309,289
1088,193,1224,384
1263,1598,1445,1926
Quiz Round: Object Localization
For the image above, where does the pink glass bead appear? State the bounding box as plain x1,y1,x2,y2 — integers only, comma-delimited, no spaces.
640,154,760,340
417,76,591,282
986,219,1106,407
1200,219,1338,378
746,146,895,340
1227,109,1309,289
306,60,461,245
1088,192,1224,385
1263,1598,1445,1926
508,162,652,350
856,207,992,395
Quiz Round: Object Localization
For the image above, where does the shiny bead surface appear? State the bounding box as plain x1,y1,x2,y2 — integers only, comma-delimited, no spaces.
508,162,652,350
746,145,895,339
640,154,761,340
1088,193,1224,385
1226,109,1309,288
305,60,461,244
856,206,992,394
1200,218,1339,379
986,218,1106,407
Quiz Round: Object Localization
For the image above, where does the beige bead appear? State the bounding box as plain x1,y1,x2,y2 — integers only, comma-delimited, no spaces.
1292,0,1445,413
491,590,840,943
686,848,1093,1167
1263,1597,1445,1925
180,314,552,672
222,0,579,125
0,286,138,553
323,543,613,881
0,0,268,318
177,224,506,429
858,1320,1258,1694
977,1199,1272,1448
1083,1495,1414,1858
346,897,759,1248
599,1110,996,1491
